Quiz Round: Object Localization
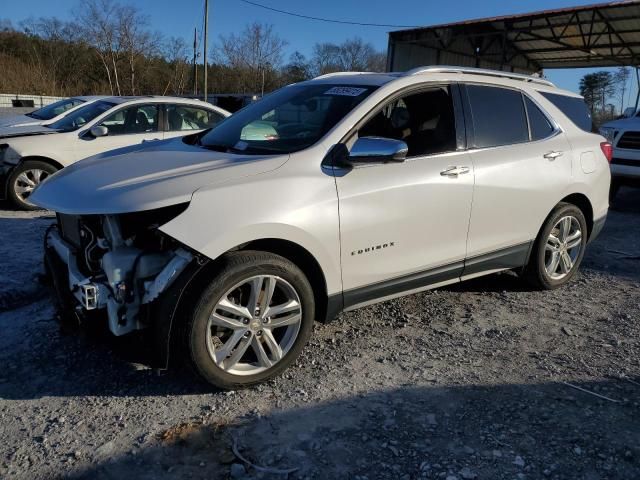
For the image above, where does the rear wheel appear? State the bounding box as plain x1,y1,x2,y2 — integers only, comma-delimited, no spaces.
524,203,588,290
8,160,58,210
185,251,315,389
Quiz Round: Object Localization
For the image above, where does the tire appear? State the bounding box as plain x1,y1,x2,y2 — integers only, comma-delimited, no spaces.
8,160,58,210
185,251,315,389
523,202,588,290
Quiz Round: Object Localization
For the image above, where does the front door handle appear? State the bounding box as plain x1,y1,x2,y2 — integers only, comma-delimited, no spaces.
440,166,470,177
543,151,564,160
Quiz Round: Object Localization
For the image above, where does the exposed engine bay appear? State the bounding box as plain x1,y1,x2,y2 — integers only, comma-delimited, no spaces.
45,204,193,335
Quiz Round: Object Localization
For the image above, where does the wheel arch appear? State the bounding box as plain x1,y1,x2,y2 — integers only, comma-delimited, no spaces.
241,238,331,323
15,155,65,171
560,192,594,239
153,237,336,370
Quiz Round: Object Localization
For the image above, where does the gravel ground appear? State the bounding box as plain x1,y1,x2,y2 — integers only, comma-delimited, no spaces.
0,189,639,480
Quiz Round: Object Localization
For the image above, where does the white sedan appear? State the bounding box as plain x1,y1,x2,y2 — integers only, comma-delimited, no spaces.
0,96,230,209
0,96,107,129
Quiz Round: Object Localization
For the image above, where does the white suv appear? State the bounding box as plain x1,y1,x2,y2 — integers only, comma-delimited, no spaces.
32,67,611,389
1,96,230,209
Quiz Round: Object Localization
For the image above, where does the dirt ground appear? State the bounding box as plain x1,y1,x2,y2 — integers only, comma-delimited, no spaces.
0,188,639,480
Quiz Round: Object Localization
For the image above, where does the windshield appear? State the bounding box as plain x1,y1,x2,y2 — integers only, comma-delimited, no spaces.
28,98,85,120
199,84,377,154
47,100,116,132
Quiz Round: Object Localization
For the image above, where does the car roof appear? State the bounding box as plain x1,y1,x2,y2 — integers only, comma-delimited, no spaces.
302,72,400,87
72,95,110,101
305,66,580,99
99,95,215,105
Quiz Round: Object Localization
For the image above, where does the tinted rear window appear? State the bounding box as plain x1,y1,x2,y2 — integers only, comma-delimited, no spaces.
540,92,592,132
467,84,529,148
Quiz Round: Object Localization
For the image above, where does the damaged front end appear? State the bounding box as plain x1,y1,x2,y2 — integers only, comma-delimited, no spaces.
45,203,202,346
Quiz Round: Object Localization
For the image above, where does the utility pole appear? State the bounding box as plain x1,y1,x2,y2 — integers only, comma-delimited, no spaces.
193,27,198,96
203,0,209,103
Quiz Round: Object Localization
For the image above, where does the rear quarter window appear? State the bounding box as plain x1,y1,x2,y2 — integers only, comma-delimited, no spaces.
539,92,592,132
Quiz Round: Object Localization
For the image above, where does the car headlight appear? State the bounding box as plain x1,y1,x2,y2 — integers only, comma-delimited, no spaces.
599,127,617,143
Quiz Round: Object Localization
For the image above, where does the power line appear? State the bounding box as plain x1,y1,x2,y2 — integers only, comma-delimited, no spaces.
236,0,422,28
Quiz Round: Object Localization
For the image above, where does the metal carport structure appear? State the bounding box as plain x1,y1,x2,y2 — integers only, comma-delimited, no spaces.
387,1,640,75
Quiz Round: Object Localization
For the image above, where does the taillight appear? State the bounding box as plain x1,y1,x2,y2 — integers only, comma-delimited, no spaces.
600,141,613,163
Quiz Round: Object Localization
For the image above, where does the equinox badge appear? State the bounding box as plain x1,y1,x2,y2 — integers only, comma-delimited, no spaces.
351,242,395,256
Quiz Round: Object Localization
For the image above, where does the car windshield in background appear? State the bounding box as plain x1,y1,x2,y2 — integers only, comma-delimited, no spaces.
27,98,85,120
199,84,378,155
47,100,116,132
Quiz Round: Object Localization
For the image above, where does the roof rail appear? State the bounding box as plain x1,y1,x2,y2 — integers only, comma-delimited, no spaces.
313,71,371,80
404,66,555,87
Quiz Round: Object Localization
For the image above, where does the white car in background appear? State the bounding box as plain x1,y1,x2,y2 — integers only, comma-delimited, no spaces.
599,111,640,199
0,96,107,129
0,96,230,209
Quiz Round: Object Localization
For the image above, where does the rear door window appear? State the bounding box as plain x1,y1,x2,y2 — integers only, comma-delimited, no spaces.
524,96,554,141
99,104,159,135
166,105,225,131
466,85,528,148
539,92,592,132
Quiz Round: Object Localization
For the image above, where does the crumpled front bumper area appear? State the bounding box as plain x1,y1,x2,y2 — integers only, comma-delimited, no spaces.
44,226,192,337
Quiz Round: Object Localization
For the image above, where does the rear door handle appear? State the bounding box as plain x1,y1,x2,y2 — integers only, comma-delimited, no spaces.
543,151,564,160
440,166,470,177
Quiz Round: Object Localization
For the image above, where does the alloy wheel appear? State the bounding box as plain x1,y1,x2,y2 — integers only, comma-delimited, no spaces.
206,275,302,376
14,168,49,204
544,215,582,280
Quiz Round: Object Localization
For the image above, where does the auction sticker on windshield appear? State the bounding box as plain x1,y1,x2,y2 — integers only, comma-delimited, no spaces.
324,87,368,96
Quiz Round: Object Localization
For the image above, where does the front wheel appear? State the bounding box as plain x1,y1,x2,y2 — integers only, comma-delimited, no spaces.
186,251,315,389
523,203,588,290
8,160,58,210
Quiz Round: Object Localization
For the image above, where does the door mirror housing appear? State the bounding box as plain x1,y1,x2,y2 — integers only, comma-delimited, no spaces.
89,125,108,138
349,136,408,163
622,107,636,118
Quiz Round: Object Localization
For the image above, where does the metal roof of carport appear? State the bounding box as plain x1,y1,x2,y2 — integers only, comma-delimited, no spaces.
387,1,640,73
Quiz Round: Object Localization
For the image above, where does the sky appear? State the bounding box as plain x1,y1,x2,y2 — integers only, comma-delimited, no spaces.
1,0,638,104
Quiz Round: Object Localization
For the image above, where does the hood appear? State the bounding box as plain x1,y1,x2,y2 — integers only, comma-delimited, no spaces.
0,124,58,139
30,137,289,215
601,116,640,130
0,114,39,128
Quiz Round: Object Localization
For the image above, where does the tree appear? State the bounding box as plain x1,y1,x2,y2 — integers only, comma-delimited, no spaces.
579,71,615,114
75,0,124,95
310,37,386,76
217,22,288,93
281,51,311,84
614,66,631,114
162,37,189,95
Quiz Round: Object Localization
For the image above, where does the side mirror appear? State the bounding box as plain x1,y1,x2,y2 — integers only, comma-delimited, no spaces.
349,136,408,163
623,107,636,118
89,125,108,138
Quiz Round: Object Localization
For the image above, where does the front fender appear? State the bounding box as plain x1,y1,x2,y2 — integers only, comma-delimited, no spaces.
159,162,342,297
